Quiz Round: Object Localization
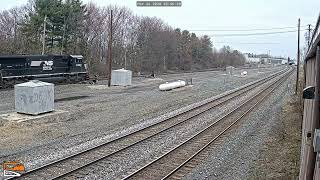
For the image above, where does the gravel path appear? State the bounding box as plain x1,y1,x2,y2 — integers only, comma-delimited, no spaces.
0,66,284,173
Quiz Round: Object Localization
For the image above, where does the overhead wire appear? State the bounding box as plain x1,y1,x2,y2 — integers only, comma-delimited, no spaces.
187,25,309,32
213,42,281,44
207,30,298,37
186,25,312,46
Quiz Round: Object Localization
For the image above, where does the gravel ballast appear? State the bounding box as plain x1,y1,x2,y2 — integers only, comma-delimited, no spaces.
0,67,284,173
183,70,295,180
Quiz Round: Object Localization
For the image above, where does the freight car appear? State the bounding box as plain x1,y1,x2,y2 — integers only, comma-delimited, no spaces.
0,55,88,88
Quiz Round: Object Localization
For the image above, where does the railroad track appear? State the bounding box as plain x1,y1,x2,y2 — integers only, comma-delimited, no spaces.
10,68,290,180
122,68,293,179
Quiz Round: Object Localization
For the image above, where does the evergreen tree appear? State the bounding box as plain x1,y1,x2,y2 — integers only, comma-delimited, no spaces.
22,0,85,54
62,0,86,54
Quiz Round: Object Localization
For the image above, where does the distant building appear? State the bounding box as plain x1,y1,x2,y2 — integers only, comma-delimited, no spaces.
267,57,285,64
243,53,260,63
267,56,291,65
244,53,288,65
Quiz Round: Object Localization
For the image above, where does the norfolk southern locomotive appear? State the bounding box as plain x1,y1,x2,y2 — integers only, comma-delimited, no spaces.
0,55,88,88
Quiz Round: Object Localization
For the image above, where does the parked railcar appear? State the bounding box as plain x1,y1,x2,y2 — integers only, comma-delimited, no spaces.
0,55,88,88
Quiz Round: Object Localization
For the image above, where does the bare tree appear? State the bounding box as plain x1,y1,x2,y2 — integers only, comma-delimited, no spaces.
0,1,246,75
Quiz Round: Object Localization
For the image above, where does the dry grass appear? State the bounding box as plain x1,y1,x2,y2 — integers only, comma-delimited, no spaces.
249,68,304,180
249,95,302,180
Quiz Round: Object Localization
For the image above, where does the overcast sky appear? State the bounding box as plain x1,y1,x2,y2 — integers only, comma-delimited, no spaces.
1,0,319,58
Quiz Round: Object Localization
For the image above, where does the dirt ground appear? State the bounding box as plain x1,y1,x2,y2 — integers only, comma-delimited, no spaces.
248,94,302,179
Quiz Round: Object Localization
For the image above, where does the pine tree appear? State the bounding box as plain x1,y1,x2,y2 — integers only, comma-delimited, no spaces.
62,0,86,54
22,0,85,54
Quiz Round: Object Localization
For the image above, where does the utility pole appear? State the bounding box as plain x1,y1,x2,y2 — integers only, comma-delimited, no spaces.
107,10,113,87
12,15,17,54
42,15,47,55
51,26,55,53
307,24,312,48
61,17,66,55
296,18,300,94
124,48,127,69
163,56,166,72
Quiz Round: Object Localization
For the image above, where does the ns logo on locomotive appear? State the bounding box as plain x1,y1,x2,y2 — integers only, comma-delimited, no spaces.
0,55,88,89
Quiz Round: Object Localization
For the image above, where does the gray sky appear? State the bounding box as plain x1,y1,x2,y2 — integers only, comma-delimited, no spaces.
1,0,319,58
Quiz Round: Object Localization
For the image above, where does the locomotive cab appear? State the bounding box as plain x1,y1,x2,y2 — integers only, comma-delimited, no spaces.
69,55,86,73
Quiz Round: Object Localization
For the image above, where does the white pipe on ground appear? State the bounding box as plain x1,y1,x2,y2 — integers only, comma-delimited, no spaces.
241,71,248,76
159,80,186,91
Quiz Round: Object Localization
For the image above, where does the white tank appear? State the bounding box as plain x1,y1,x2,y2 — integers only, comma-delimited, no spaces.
241,71,248,76
159,80,186,91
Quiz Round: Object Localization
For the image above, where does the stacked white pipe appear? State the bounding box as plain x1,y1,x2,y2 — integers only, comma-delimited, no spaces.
159,80,186,91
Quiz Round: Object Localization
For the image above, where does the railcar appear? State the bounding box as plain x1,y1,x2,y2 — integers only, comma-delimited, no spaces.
0,55,88,88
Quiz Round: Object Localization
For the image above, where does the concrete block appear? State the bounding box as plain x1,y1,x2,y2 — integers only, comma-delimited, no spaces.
111,68,132,86
226,66,235,75
14,80,54,115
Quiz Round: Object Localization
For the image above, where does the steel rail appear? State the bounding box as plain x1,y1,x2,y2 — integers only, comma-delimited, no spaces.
47,69,289,180
162,68,294,180
122,68,293,180
10,68,288,180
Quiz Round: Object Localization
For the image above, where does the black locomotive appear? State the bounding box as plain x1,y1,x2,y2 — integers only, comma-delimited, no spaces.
0,55,88,88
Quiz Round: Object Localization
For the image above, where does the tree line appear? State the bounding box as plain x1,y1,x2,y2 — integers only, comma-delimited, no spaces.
0,0,246,75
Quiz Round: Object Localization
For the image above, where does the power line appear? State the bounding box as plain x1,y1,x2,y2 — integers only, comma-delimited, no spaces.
213,42,281,44
188,25,308,32
208,30,298,37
